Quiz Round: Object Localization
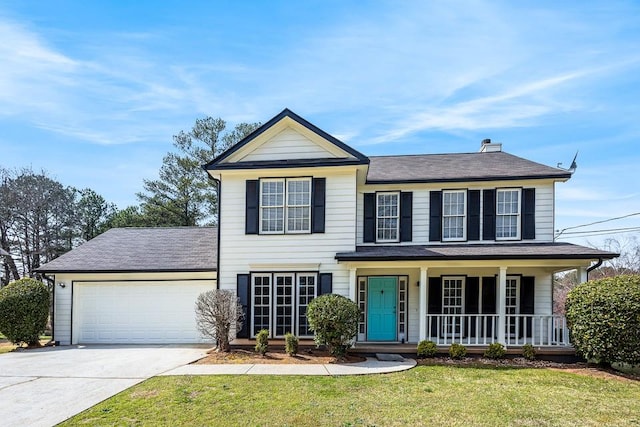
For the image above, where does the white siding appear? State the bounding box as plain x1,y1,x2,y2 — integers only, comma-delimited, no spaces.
218,170,357,298
241,128,340,162
356,182,556,245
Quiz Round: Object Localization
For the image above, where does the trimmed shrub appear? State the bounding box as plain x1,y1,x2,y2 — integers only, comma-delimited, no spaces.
566,274,640,365
0,278,50,346
484,343,506,359
417,340,438,358
255,329,269,355
522,344,536,361
307,294,360,358
449,343,467,360
285,332,299,356
194,289,243,352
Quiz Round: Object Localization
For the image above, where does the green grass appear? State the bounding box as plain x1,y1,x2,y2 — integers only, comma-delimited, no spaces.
62,366,640,426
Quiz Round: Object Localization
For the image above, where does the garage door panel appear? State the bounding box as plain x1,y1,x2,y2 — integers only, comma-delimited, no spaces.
73,281,215,344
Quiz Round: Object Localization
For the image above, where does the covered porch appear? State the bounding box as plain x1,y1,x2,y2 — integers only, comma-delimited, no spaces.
336,242,617,348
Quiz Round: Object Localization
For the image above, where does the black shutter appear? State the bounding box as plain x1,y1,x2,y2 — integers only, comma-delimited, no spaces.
319,273,333,295
236,274,251,338
400,192,413,242
465,277,480,314
363,193,376,243
482,276,497,338
245,180,259,235
429,191,442,241
311,178,326,233
519,276,535,338
465,277,480,338
522,188,536,240
481,277,497,314
520,277,535,314
428,277,442,337
483,189,496,240
467,190,480,241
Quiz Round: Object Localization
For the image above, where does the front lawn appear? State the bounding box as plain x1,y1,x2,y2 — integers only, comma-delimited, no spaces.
62,365,640,426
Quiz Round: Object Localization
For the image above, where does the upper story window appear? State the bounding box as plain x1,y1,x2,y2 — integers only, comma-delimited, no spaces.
376,192,399,242
260,178,311,234
442,190,466,241
496,189,521,240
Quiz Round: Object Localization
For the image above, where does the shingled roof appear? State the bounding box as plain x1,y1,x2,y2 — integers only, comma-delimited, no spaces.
336,242,618,261
366,151,571,183
37,227,217,273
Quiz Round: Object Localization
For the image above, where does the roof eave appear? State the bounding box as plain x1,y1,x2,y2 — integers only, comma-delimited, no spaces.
365,173,572,185
34,268,218,274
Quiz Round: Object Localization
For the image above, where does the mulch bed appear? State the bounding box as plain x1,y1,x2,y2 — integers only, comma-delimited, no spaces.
195,348,366,365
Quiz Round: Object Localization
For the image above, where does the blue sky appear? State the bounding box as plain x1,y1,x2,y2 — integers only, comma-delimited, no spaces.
0,1,639,248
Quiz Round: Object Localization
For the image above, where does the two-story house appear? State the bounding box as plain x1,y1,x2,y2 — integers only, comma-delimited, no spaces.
40,108,616,347
204,109,617,348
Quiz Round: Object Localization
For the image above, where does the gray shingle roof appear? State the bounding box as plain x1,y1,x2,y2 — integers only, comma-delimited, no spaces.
366,151,571,183
37,227,217,273
336,243,618,261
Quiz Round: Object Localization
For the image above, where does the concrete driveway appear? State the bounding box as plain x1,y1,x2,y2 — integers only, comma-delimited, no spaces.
0,345,208,427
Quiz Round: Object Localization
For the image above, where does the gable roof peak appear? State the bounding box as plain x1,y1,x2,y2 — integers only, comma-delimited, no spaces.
203,109,369,170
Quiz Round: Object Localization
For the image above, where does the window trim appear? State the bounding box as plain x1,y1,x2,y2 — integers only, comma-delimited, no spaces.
375,191,400,243
250,273,272,337
250,271,318,339
495,188,522,241
258,177,312,235
285,178,312,234
442,190,467,242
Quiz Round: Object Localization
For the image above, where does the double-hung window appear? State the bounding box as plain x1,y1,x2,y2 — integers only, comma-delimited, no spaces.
376,192,399,242
496,189,521,240
259,178,311,234
442,190,466,241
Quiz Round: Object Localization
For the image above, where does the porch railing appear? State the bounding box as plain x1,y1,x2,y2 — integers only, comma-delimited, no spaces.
425,314,571,347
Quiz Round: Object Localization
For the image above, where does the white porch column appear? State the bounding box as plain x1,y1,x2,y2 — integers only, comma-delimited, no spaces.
419,267,428,341
497,266,508,345
348,267,357,302
578,266,588,284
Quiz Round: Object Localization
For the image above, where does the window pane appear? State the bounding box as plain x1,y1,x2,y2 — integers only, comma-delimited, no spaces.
376,193,399,241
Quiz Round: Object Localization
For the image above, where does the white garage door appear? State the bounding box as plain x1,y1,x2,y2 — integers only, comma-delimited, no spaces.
73,280,215,344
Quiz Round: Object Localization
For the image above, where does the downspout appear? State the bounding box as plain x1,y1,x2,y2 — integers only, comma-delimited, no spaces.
203,166,221,290
586,258,603,281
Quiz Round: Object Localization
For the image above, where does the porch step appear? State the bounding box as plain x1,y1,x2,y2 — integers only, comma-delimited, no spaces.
376,353,405,362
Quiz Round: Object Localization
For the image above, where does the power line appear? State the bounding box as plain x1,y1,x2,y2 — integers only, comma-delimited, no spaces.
555,212,640,239
561,226,640,236
558,228,640,239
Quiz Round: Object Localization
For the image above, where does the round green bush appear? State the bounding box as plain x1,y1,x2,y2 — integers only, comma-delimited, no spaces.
449,343,467,360
0,278,50,346
307,294,360,358
565,274,640,365
417,340,438,358
484,342,506,359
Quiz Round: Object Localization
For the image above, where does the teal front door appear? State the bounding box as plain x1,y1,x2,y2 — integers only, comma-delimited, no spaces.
367,277,397,341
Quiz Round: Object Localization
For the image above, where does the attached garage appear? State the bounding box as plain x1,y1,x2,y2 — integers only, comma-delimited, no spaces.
37,227,218,345
73,280,215,344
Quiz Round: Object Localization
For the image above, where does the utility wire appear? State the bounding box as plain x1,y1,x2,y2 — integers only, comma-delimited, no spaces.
555,212,640,239
557,228,640,239
561,226,640,235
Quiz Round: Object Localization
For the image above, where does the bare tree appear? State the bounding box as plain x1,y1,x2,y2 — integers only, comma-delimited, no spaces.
195,289,244,352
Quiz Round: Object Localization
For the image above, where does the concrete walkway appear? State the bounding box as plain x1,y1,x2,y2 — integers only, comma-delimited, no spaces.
161,357,417,376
